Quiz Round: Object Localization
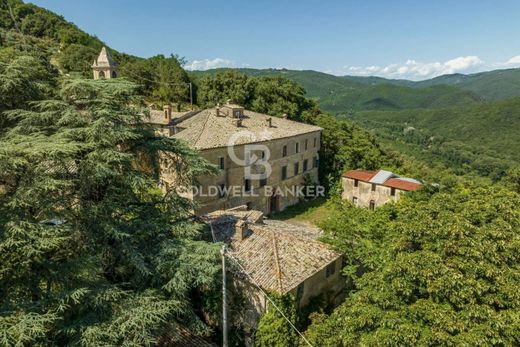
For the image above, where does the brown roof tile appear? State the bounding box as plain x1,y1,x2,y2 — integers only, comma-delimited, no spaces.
205,210,341,294
173,108,322,150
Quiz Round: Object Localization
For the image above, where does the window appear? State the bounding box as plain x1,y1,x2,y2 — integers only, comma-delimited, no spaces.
261,150,266,159
219,183,226,198
282,166,288,180
369,200,375,210
244,178,251,192
303,159,308,172
218,157,225,170
111,71,117,78
352,196,358,205
354,179,359,187
294,162,299,176
313,156,319,169
313,137,317,147
259,178,267,187
325,262,336,278
98,70,105,79
371,184,376,192
295,142,300,153
282,145,287,157
305,139,308,151
296,282,304,299
391,187,396,196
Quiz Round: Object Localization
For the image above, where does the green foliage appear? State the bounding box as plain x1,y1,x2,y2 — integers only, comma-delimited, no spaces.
502,166,520,193
194,70,314,118
193,68,484,113
0,77,220,345
0,48,54,113
255,294,299,347
345,97,520,179
307,187,520,346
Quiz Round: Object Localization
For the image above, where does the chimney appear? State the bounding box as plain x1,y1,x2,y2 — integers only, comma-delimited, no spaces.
234,219,248,241
266,117,272,127
163,105,171,121
216,103,221,117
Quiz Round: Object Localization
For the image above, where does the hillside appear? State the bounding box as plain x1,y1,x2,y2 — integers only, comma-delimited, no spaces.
344,97,520,177
192,68,483,112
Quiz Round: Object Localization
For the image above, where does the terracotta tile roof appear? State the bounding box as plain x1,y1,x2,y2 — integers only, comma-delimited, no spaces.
343,169,422,192
342,170,377,182
172,108,322,150
385,178,422,191
204,210,341,294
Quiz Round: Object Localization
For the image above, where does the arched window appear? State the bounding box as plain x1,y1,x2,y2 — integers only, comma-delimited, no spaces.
369,200,375,210
111,71,117,78
98,70,105,79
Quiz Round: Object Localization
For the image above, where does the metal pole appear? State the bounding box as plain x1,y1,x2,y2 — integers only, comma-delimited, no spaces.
189,82,193,110
221,245,228,347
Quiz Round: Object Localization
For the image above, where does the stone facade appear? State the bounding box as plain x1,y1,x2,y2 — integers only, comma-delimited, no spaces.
204,208,344,344
155,104,322,215
92,47,118,80
342,170,421,209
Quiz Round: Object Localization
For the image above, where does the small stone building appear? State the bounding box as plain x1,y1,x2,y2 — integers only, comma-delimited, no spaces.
203,207,344,340
92,47,118,80
154,103,323,215
342,169,421,209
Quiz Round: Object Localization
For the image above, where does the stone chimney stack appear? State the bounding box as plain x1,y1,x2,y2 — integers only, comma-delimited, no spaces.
234,219,248,241
163,105,171,122
216,103,221,117
267,117,272,127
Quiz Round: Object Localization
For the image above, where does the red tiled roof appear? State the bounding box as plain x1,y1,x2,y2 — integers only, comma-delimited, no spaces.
342,170,377,182
385,178,422,191
342,169,422,192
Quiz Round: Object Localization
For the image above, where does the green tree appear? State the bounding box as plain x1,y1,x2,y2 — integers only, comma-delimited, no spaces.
0,77,220,346
255,294,299,347
307,187,520,346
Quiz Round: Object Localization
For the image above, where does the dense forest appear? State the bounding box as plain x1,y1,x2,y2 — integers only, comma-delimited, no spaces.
1,1,520,346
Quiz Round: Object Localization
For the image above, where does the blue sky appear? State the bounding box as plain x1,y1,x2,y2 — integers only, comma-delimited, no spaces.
31,0,520,80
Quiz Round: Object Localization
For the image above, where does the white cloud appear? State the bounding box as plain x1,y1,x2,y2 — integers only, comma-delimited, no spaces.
504,55,520,66
341,56,485,80
184,58,236,71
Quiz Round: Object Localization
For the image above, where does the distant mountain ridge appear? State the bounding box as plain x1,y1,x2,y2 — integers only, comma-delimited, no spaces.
192,67,520,113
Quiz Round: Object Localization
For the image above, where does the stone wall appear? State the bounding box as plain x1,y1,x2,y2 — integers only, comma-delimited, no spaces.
162,130,321,215
341,177,405,208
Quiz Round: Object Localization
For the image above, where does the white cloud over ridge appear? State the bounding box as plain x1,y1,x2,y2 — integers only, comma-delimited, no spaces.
344,56,484,80
184,58,236,71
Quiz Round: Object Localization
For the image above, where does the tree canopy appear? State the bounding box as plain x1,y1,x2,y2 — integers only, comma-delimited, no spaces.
0,74,221,345
306,187,520,346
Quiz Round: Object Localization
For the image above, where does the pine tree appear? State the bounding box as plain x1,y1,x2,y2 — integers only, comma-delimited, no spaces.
0,76,220,346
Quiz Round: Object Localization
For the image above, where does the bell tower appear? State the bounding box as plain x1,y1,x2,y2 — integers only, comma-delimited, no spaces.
92,46,118,80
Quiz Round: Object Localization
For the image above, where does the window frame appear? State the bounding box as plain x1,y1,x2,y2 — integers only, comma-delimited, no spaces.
282,166,288,180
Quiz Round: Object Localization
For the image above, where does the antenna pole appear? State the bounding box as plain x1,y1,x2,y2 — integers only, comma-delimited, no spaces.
221,245,228,347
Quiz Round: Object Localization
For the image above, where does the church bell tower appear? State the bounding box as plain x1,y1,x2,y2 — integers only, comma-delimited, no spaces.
92,46,118,80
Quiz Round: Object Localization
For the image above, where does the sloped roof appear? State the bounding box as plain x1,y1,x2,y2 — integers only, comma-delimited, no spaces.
172,108,322,150
343,169,422,192
146,109,193,125
204,210,341,294
92,46,117,68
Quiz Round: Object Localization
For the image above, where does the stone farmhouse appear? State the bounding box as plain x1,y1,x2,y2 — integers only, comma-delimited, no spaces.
92,47,323,215
203,206,344,337
342,169,421,209
148,103,323,215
